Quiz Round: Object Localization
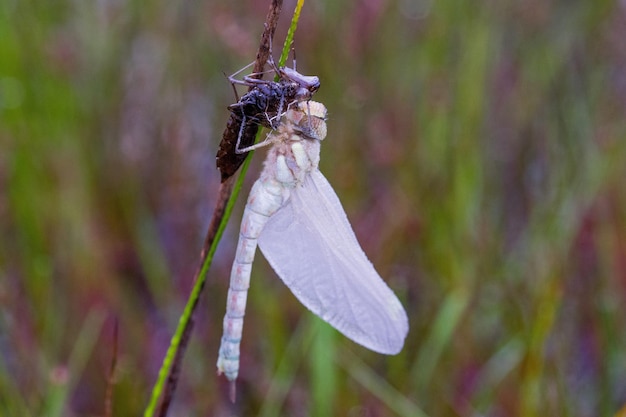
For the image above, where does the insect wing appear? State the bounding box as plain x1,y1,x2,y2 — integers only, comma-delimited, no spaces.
257,170,408,354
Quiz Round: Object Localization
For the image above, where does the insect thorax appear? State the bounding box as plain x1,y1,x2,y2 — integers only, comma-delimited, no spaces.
228,80,307,129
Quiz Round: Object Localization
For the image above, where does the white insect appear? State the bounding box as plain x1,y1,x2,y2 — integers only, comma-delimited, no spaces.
217,101,409,384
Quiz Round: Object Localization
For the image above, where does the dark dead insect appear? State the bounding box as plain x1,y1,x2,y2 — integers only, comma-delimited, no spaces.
216,53,321,182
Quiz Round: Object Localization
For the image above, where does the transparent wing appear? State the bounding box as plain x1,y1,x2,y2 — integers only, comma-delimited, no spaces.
257,170,408,354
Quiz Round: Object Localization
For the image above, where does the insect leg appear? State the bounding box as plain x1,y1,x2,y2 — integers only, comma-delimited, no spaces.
226,62,257,100
227,61,256,84
272,92,287,128
234,112,276,154
236,131,276,153
228,61,275,89
234,113,248,154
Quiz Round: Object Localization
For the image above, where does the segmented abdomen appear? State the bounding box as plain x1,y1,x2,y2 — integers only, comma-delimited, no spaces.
216,178,286,380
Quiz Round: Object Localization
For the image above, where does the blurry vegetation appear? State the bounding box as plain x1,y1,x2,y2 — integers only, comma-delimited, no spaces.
1,0,626,416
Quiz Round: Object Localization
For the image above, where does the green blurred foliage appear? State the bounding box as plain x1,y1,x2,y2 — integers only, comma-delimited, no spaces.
1,0,626,416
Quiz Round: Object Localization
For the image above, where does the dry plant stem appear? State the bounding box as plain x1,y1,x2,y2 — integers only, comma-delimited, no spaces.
156,178,235,416
105,319,118,417
216,0,284,181
153,1,283,415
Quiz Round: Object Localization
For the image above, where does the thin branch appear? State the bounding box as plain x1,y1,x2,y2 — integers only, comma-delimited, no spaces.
104,319,118,417
216,0,284,182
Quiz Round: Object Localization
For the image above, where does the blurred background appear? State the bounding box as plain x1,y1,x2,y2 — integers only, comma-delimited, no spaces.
2,0,626,415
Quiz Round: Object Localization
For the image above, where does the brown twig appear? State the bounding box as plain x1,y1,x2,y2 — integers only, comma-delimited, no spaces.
216,3,283,182
154,1,283,415
104,319,118,417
